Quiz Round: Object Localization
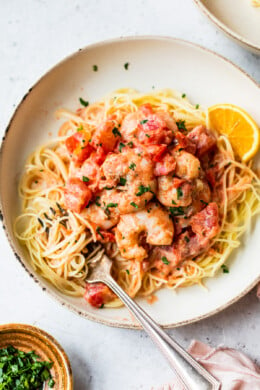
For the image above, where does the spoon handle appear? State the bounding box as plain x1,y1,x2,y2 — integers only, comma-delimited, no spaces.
105,275,220,390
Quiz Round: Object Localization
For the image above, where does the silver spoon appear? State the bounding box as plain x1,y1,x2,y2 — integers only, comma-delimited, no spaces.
86,252,220,390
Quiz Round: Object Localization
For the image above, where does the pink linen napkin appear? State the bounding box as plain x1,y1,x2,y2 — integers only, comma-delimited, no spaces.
156,340,260,390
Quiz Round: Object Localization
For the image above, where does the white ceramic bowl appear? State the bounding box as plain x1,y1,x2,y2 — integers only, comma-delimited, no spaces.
0,36,260,328
194,0,260,54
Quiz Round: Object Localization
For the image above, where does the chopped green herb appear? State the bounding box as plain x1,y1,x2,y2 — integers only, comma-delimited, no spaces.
119,142,126,152
104,186,114,190
200,199,208,206
50,207,56,215
100,303,104,308
82,176,90,182
182,93,186,98
0,345,55,390
112,127,121,137
169,206,185,217
195,104,200,109
119,177,127,186
124,62,129,70
184,236,190,243
226,162,232,167
129,162,136,170
37,218,44,227
96,226,104,239
172,200,177,205
136,184,152,196
130,202,138,209
40,169,44,172
43,212,51,221
79,97,89,107
127,141,134,148
140,119,148,125
95,196,101,207
177,187,183,199
56,202,65,214
176,267,180,270
176,120,187,132
106,203,118,208
145,133,150,138
126,269,130,275
93,64,98,72
221,264,229,273
162,256,169,265
34,180,38,184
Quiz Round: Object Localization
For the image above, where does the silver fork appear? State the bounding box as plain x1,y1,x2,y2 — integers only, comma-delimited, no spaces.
86,252,220,390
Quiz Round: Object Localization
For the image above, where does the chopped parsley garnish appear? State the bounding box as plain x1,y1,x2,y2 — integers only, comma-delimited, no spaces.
37,218,44,227
172,200,177,205
226,162,232,167
195,104,200,109
119,177,127,186
127,141,134,148
106,203,118,208
104,186,114,190
184,236,190,243
145,133,150,138
140,119,148,125
221,264,229,273
93,64,98,71
130,202,138,209
182,93,186,98
177,187,183,199
56,202,65,214
79,97,89,107
119,142,126,152
112,127,121,137
43,212,51,221
136,184,152,196
50,207,56,215
95,196,101,206
200,199,208,206
100,303,104,308
124,62,129,70
126,269,130,275
96,226,104,239
162,256,169,265
82,176,90,182
0,345,55,390
176,120,187,132
169,206,185,217
129,162,136,170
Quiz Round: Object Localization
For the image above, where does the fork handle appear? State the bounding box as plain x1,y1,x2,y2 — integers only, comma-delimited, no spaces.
105,275,220,390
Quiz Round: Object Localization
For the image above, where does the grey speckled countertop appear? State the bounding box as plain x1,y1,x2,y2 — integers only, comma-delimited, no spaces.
0,1,259,389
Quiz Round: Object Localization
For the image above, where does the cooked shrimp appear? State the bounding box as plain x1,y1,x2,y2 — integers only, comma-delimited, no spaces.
157,176,192,207
100,148,157,214
174,151,200,180
82,203,119,230
151,203,219,277
121,104,177,145
115,203,174,260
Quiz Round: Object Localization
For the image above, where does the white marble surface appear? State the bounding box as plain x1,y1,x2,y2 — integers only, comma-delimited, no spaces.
0,1,260,389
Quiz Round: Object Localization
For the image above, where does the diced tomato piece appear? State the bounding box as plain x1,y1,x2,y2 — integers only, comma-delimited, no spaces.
144,144,168,162
65,131,93,163
64,178,92,213
174,132,196,154
84,282,116,308
96,229,116,243
187,125,216,157
191,202,219,239
90,119,118,153
91,146,107,165
154,153,176,176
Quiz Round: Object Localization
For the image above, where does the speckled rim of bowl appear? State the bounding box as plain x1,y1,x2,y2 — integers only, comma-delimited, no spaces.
0,35,260,330
0,323,73,389
193,0,260,54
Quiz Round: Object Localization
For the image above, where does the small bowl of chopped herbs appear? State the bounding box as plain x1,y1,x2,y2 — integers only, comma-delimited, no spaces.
0,324,73,389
